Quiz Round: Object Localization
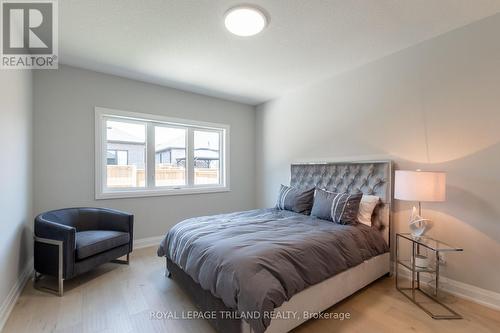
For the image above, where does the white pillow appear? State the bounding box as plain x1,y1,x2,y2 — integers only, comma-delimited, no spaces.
357,195,380,226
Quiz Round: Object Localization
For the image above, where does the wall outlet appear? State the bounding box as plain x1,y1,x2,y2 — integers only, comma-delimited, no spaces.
438,252,446,265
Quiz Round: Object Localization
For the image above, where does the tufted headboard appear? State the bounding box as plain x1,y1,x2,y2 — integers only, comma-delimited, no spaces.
290,160,393,245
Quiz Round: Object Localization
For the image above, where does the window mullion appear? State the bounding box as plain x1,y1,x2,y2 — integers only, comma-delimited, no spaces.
187,127,194,186
146,122,155,188
220,129,224,186
101,116,108,192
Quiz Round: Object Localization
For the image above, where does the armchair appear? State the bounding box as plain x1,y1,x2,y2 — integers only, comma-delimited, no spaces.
34,207,134,296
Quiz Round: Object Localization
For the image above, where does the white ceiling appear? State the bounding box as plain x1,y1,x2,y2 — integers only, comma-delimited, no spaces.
60,0,500,105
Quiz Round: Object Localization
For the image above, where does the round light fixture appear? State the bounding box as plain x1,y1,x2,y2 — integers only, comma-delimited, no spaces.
224,6,267,37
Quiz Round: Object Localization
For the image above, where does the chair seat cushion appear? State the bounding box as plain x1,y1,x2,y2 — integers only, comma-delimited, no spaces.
76,230,130,260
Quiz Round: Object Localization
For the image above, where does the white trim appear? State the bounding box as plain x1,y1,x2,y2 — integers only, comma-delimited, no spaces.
395,264,500,311
440,276,500,311
96,107,230,130
134,235,165,249
97,186,231,200
0,258,33,332
146,121,155,187
187,127,195,186
94,107,230,199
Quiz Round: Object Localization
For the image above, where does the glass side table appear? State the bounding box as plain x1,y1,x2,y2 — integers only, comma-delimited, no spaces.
396,233,463,319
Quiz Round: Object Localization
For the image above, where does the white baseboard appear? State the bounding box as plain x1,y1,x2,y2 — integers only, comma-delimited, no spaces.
440,276,500,311
0,258,34,332
394,262,500,311
134,235,164,249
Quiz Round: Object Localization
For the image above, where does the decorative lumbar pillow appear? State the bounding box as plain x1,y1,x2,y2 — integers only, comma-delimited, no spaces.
276,185,315,214
311,188,363,225
357,195,380,226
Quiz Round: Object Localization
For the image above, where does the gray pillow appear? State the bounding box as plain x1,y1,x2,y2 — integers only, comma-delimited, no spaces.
311,188,363,225
276,185,315,214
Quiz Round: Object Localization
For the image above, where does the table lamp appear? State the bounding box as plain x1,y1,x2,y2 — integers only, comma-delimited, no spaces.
394,170,446,237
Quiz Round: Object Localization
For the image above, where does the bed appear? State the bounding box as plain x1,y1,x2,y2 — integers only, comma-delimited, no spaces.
158,161,393,333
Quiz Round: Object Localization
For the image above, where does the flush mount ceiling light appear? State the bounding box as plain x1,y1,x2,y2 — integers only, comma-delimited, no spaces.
224,6,268,37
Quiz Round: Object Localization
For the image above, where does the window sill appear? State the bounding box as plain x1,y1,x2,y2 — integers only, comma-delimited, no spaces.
95,186,231,200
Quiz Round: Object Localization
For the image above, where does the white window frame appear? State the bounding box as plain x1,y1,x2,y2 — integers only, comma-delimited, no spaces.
95,107,230,199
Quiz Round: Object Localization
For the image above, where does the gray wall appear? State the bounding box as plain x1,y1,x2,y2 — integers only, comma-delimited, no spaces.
256,14,500,293
34,65,256,240
0,71,33,312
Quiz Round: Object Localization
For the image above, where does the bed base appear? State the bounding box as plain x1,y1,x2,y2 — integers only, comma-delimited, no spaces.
166,252,390,333
167,258,242,333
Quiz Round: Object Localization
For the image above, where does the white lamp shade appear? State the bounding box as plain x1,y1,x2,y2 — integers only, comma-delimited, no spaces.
394,170,446,202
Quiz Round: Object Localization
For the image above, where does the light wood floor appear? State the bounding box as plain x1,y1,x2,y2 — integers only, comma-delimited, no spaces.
3,247,500,333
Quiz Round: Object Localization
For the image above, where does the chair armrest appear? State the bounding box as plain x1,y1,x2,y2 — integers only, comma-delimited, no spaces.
34,216,76,279
35,217,76,241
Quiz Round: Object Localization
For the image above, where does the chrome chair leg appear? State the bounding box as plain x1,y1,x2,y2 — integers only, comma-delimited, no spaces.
33,236,64,296
33,272,64,296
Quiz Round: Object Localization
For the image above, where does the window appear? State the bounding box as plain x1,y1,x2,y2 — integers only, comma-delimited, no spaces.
95,107,229,199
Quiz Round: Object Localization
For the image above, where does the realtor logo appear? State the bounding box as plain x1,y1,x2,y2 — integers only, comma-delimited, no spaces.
1,0,58,69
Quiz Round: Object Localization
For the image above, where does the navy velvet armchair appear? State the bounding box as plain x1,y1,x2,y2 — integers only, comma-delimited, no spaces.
34,207,133,296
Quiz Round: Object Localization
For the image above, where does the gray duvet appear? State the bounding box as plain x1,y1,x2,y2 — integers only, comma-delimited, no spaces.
157,208,388,333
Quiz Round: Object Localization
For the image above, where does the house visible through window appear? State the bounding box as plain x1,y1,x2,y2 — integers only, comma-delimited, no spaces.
154,126,186,187
107,150,128,165
194,130,220,185
105,120,146,188
95,107,229,199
